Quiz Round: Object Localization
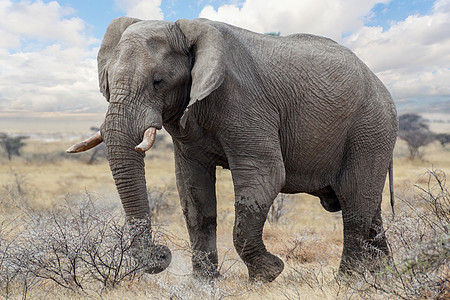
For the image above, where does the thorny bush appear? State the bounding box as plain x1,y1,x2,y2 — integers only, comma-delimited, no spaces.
339,169,449,299
0,193,167,298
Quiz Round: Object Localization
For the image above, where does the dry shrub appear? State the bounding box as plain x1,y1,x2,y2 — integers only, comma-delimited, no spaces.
0,169,38,213
280,233,339,264
279,263,338,299
147,185,176,222
0,193,168,298
268,194,288,224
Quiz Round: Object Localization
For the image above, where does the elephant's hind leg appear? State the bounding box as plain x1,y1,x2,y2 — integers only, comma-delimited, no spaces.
337,164,391,274
336,114,395,274
367,207,390,261
339,206,381,274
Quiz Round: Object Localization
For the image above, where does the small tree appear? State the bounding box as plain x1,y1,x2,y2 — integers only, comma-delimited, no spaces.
398,114,434,159
435,133,450,147
0,133,28,160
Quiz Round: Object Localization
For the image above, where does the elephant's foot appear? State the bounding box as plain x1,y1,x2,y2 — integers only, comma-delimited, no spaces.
246,253,284,282
339,245,390,276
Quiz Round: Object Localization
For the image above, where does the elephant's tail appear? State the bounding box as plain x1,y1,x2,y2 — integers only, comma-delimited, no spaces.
389,159,395,217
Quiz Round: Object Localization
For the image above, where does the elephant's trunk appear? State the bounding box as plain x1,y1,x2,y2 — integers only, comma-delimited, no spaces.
100,101,171,273
103,129,150,218
102,100,158,217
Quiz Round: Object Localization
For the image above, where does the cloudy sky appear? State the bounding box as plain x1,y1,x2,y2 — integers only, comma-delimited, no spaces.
0,0,449,118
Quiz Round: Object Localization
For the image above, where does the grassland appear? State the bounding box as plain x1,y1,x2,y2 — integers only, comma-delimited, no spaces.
0,126,449,299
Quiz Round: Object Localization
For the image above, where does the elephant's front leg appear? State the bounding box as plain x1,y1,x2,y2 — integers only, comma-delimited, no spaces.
231,154,286,282
174,146,219,278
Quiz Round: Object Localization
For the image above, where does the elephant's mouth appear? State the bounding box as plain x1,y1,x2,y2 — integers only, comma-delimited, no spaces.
66,126,158,154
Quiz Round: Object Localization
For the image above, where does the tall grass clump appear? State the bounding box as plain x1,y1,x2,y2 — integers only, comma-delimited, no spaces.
268,193,288,224
0,193,167,298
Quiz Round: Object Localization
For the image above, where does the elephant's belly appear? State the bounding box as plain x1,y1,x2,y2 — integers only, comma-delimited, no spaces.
281,170,342,212
279,131,346,194
281,160,340,194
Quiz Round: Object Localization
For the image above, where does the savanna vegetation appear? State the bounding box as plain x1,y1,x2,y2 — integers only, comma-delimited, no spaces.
0,118,449,299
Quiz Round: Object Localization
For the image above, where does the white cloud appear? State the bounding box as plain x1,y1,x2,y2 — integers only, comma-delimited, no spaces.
0,46,105,114
0,0,105,115
344,0,450,101
115,0,163,20
199,0,390,41
0,0,95,49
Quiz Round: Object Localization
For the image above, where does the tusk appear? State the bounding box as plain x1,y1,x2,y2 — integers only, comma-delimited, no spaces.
135,127,157,153
66,131,103,153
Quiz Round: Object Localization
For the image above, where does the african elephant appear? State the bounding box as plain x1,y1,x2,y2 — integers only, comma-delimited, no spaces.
67,17,398,281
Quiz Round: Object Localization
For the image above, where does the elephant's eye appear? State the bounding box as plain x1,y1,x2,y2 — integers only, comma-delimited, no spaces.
153,74,164,90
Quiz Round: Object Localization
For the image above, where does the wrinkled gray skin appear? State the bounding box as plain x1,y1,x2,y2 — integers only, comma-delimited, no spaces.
93,17,398,281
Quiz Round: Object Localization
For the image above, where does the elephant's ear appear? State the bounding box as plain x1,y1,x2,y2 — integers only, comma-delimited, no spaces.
97,17,141,101
175,19,226,128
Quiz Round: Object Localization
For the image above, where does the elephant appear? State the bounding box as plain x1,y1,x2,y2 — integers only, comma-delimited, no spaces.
67,17,398,281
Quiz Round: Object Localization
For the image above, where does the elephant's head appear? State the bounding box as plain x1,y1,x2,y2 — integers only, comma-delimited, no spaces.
66,18,226,274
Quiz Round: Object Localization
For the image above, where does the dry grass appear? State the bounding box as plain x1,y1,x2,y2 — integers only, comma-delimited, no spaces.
1,131,449,299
